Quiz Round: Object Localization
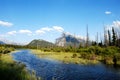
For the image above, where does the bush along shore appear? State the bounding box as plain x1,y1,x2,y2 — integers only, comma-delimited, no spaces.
0,46,40,80
31,46,120,66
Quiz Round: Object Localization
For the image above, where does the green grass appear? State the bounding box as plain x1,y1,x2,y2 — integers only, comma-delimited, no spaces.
0,50,39,80
31,47,120,65
31,49,99,64
35,46,120,65
0,51,18,63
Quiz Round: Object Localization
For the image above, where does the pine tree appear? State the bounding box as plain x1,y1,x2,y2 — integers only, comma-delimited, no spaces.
112,27,116,46
108,30,111,46
99,40,103,47
92,41,97,46
116,32,120,47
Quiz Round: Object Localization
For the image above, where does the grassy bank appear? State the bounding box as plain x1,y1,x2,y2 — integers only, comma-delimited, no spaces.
0,50,38,80
31,49,99,64
31,46,120,66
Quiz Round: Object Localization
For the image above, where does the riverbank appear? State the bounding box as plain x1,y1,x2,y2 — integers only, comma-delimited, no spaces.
31,46,120,66
31,49,99,64
0,50,38,80
0,50,19,63
11,50,120,80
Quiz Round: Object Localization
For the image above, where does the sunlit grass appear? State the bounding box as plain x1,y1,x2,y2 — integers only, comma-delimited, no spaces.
0,51,16,63
1,54,13,63
0,50,39,80
31,49,99,64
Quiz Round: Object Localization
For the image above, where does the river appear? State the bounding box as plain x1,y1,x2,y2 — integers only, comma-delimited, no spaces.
12,50,120,80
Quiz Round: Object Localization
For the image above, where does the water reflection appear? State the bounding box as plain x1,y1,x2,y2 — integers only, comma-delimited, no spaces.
12,50,120,80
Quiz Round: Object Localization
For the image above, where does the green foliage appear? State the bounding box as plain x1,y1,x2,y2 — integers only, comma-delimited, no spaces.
0,62,38,80
80,52,91,60
72,53,77,58
102,46,118,55
108,30,111,46
112,27,116,46
78,48,89,53
98,40,103,47
114,53,120,60
92,41,97,46
0,45,38,80
28,39,56,48
0,46,15,54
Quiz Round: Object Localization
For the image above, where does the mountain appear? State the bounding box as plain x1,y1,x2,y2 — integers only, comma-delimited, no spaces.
55,33,86,47
28,39,55,48
0,38,26,45
0,41,6,44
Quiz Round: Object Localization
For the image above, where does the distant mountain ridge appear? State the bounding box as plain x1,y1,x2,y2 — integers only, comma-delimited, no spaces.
0,38,25,45
55,33,86,47
28,39,55,48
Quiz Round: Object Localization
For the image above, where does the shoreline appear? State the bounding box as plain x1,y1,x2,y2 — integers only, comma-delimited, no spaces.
31,49,120,67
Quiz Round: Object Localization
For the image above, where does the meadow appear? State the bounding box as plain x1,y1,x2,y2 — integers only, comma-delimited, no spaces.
32,49,98,64
31,46,120,66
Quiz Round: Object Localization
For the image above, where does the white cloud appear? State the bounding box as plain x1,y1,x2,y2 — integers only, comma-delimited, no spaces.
7,31,17,35
65,32,72,35
19,30,32,34
35,26,64,35
63,32,86,40
41,27,53,31
105,25,112,31
0,34,6,38
105,20,120,33
76,35,86,40
113,20,120,28
105,11,111,15
112,20,120,33
35,30,45,34
0,20,13,27
2,26,64,37
53,26,64,32
35,27,52,35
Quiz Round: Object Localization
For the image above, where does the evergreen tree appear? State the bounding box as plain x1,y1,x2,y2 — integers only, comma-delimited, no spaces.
112,27,116,46
116,32,120,47
92,41,97,46
108,30,111,46
98,40,103,47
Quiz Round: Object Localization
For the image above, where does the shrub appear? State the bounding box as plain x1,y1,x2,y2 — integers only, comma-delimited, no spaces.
88,46,95,53
88,46,103,55
0,46,15,54
0,62,38,80
81,53,91,59
3,49,11,54
102,47,117,55
114,53,120,60
72,53,77,58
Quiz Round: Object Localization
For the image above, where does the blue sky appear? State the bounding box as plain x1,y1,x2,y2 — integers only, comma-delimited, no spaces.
0,0,120,44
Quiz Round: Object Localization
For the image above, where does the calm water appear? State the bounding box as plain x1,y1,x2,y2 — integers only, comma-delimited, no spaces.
12,50,120,80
